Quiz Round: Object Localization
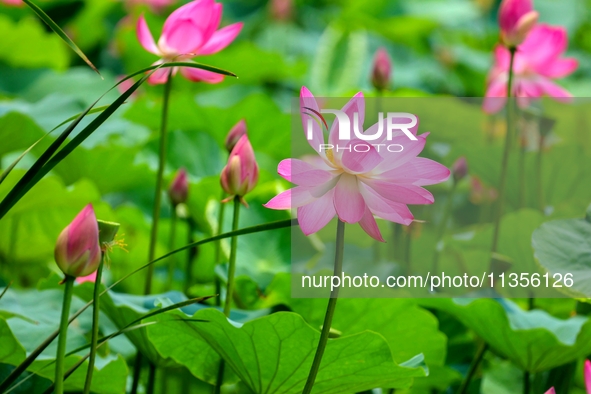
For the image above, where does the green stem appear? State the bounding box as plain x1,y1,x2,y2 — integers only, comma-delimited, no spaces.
457,342,488,394
302,219,346,394
518,144,526,209
144,71,173,295
432,182,458,273
523,371,530,394
54,276,75,394
82,258,105,394
490,47,516,255
184,217,197,294
223,196,241,316
536,135,545,211
214,192,227,307
147,363,156,394
130,355,142,394
214,197,241,393
167,207,178,290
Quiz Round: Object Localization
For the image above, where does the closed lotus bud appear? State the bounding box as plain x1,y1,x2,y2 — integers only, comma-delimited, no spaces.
452,157,468,183
225,120,247,153
498,0,539,48
168,168,188,206
55,204,101,278
371,48,392,92
220,135,259,201
270,0,293,21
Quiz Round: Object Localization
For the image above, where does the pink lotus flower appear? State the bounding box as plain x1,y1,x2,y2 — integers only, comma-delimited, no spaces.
498,0,539,47
225,119,247,153
136,0,243,84
371,48,392,92
168,168,189,206
76,271,97,284
0,0,23,6
483,24,578,114
264,87,450,242
220,135,259,203
55,204,102,278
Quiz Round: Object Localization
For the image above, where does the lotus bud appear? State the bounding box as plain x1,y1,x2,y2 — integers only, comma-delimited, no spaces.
371,48,392,92
498,0,539,48
220,135,259,203
168,168,189,206
225,120,247,153
452,157,468,183
54,204,101,278
270,0,293,21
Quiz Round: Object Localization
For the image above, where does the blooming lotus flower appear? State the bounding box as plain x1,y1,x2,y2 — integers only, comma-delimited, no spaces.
264,87,450,242
225,119,247,153
483,24,578,114
498,0,538,47
371,48,392,92
136,0,243,84
168,168,189,206
220,135,259,203
55,204,101,278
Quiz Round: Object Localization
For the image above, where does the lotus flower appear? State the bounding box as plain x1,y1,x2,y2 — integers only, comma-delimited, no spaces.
168,168,189,206
371,48,392,92
220,135,259,203
483,24,578,114
0,0,23,6
264,87,450,242
136,0,243,84
225,119,247,153
76,271,97,284
498,0,539,47
55,204,101,278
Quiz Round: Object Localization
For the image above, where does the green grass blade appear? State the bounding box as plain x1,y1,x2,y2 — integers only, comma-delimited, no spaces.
0,62,236,219
0,105,112,186
21,0,101,77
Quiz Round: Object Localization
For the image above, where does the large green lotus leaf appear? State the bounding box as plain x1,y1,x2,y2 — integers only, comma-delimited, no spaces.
532,208,591,298
73,285,183,368
147,308,425,393
0,290,128,394
285,292,451,390
419,298,591,372
0,111,46,157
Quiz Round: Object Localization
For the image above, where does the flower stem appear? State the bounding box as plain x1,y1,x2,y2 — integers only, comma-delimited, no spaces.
536,135,545,211
54,275,75,394
432,181,458,274
82,258,105,394
302,219,345,394
490,47,516,254
214,191,227,307
184,217,197,294
518,144,526,209
457,342,488,394
147,363,156,394
523,371,530,394
214,197,241,393
144,70,173,295
167,207,178,289
223,196,241,316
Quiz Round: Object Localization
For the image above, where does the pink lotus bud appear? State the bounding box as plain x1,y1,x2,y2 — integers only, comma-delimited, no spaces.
225,120,247,153
168,168,189,206
0,0,23,6
371,48,392,92
585,360,591,394
270,0,293,21
76,271,97,284
452,157,468,182
54,204,101,278
220,135,259,200
498,0,539,47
